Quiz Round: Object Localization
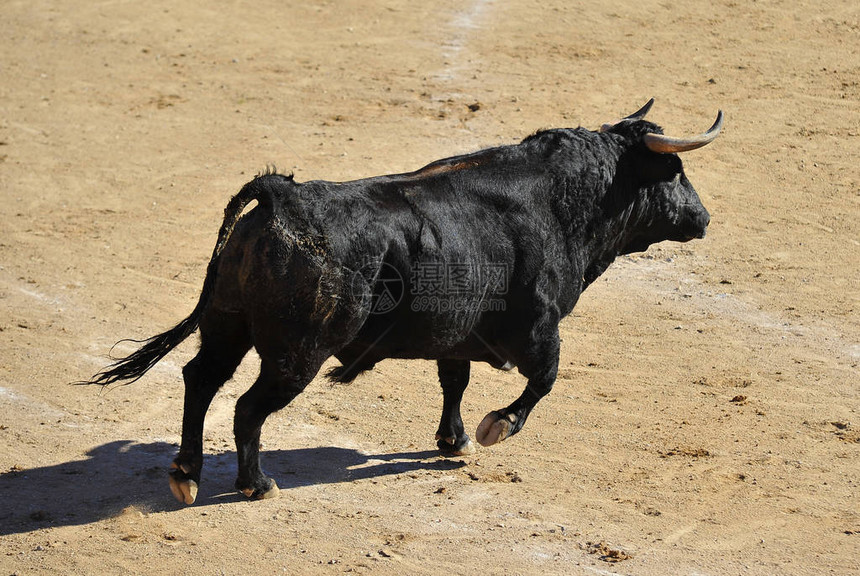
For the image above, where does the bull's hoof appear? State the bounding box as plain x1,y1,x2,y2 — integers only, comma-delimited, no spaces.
475,411,516,447
436,433,476,456
236,477,280,501
168,462,199,505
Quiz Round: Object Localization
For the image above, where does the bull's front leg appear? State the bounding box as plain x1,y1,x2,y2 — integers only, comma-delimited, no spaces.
476,330,560,447
435,359,476,456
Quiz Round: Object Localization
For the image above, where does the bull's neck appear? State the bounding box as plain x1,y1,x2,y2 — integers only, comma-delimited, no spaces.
549,136,636,290
579,204,636,289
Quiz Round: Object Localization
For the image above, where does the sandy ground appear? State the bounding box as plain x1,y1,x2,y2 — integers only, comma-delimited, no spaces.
1,0,858,574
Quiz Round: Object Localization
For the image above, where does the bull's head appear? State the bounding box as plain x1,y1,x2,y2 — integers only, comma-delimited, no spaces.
601,99,723,254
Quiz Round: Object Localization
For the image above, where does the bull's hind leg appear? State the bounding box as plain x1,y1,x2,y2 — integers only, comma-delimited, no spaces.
170,311,251,505
233,352,328,500
435,359,476,456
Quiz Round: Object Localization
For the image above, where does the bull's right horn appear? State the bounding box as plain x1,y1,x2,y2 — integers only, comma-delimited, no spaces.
643,110,725,154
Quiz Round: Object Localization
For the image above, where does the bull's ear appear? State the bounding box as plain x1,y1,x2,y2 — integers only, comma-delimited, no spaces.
634,151,683,184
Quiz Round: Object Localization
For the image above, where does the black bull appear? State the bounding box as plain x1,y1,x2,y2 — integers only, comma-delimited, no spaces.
85,100,723,504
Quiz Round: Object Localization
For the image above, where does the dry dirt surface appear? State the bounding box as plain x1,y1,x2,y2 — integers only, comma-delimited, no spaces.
1,0,858,574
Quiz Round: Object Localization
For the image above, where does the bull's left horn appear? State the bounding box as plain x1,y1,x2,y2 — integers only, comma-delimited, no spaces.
643,110,724,154
623,98,655,122
600,98,655,132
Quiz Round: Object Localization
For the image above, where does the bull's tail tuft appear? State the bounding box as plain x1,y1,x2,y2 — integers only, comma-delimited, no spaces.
85,317,200,386
81,179,268,386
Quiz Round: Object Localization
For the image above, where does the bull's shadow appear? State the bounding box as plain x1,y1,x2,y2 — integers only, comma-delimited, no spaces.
0,440,465,536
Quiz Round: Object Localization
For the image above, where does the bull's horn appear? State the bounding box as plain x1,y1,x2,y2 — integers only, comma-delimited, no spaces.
643,110,724,154
623,98,655,121
599,98,655,132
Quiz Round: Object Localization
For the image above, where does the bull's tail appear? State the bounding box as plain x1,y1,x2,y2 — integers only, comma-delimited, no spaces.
83,172,288,386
